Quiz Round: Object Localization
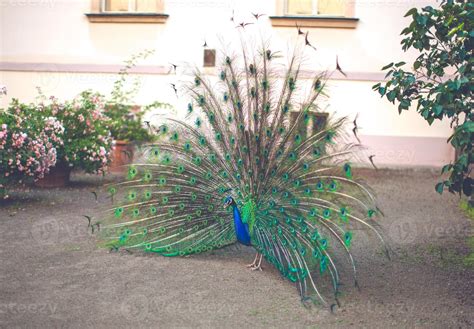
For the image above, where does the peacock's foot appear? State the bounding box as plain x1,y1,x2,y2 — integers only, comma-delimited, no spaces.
248,253,263,271
250,264,263,271
246,252,259,268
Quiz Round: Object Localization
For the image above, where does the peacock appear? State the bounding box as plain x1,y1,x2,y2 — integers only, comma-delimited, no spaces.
96,35,388,308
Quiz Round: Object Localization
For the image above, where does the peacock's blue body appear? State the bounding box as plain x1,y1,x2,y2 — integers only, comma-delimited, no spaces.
227,197,251,246
96,32,388,307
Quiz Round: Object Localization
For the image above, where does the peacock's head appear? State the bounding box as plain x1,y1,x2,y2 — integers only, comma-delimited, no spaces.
223,196,235,209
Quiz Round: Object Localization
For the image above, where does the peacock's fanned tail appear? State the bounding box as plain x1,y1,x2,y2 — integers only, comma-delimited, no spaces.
98,37,387,306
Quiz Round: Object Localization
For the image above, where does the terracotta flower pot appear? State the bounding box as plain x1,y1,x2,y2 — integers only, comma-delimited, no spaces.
109,140,135,173
35,162,71,188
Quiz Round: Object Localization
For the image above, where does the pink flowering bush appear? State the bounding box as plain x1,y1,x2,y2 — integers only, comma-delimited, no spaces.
0,91,113,197
40,91,112,174
0,101,62,196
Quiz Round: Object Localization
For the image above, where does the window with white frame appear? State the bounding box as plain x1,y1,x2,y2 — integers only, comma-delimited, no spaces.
286,0,348,16
102,0,157,12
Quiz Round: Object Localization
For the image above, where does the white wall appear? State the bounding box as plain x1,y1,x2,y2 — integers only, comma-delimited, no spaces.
0,0,454,166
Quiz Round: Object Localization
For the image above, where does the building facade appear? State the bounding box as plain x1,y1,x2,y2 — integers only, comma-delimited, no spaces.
0,0,454,167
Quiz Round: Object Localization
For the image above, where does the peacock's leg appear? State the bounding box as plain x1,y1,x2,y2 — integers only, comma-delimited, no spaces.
250,253,263,271
246,252,260,268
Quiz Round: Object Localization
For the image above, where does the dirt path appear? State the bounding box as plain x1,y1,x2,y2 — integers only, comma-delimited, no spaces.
0,169,473,328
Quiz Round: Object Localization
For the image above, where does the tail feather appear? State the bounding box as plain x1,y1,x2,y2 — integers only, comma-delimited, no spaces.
96,34,387,306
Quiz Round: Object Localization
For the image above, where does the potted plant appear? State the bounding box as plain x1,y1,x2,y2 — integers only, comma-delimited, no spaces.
34,91,113,186
104,49,170,172
103,102,155,173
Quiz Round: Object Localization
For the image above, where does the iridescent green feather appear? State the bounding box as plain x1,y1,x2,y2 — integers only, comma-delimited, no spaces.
97,37,386,307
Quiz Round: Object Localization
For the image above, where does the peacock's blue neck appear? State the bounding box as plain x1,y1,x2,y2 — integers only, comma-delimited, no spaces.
232,204,251,246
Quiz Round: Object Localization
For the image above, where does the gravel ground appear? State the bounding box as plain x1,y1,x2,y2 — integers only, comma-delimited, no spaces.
0,168,473,329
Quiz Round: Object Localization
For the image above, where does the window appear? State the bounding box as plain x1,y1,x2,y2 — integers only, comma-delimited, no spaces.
102,0,157,13
86,0,168,23
286,0,348,16
270,0,357,29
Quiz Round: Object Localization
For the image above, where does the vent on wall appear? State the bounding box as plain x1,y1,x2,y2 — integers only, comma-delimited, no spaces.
204,49,216,67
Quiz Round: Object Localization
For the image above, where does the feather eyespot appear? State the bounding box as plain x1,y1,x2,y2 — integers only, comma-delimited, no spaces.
128,167,137,179
114,207,124,218
323,209,332,218
143,172,152,182
316,181,324,191
128,191,137,200
183,142,191,151
344,232,353,246
195,117,202,127
193,157,202,166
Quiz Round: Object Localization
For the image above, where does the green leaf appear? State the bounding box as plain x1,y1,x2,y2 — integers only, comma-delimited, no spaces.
400,99,410,109
395,61,406,67
413,61,421,70
400,27,411,35
387,90,397,102
441,164,452,174
378,87,386,96
381,63,394,71
447,22,464,37
416,15,428,26
463,121,474,133
404,8,417,17
435,182,444,194
372,83,381,90
384,69,394,79
433,105,443,115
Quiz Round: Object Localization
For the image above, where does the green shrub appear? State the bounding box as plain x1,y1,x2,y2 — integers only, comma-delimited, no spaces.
373,0,473,197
